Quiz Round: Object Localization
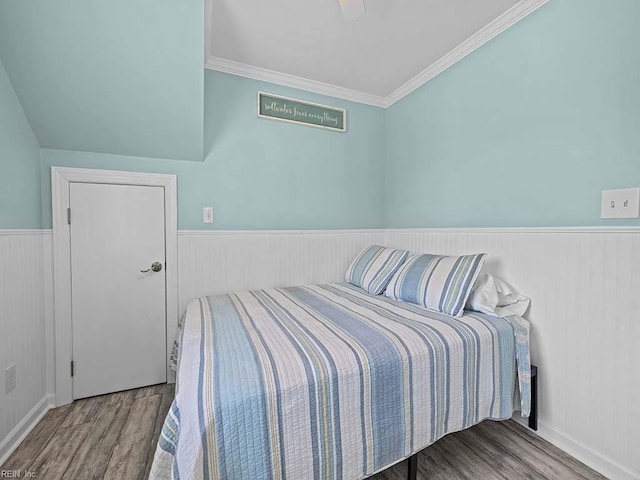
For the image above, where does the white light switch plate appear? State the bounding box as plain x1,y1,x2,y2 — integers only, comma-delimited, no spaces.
601,188,640,219
203,207,214,224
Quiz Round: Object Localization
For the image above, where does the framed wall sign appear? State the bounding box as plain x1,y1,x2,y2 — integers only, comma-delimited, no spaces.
257,92,346,132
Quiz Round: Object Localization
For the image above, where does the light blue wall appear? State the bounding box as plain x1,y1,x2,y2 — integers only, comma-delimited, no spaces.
385,0,640,228
0,0,204,161
0,59,41,229
40,71,385,230
10,0,640,231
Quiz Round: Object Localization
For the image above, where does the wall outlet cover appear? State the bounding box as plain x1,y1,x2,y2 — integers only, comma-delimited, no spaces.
5,364,16,393
601,188,640,219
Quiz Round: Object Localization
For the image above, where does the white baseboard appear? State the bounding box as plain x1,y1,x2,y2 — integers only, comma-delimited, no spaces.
512,416,639,480
0,395,53,466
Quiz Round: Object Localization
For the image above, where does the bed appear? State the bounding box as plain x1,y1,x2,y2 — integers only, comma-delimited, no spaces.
150,282,529,480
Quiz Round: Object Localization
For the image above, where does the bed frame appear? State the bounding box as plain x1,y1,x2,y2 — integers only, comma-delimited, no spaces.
403,365,538,480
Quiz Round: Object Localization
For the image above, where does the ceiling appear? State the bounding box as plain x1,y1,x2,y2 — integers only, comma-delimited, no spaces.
206,0,548,107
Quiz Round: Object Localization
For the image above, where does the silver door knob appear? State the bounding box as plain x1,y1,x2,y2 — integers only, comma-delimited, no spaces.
141,262,163,273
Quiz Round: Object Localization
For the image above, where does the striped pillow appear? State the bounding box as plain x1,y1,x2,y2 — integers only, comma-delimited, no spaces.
385,253,486,317
345,245,409,295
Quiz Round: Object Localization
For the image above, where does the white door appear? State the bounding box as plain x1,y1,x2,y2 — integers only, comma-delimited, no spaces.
69,182,167,399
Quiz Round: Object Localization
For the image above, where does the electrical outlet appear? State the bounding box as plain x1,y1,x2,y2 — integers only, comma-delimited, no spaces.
5,364,16,393
601,188,640,219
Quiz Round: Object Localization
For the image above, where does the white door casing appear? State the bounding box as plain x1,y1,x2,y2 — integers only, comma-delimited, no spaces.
70,183,167,399
52,167,177,406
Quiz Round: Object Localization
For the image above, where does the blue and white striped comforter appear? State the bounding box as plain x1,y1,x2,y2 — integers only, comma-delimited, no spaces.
150,283,525,480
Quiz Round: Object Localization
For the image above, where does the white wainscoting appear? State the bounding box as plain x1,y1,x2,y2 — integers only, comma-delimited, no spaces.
177,227,640,480
0,230,53,465
3,227,638,479
177,230,385,315
384,228,640,480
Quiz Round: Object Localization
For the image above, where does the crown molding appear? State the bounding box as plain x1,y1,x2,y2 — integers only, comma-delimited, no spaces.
205,56,387,108
204,0,549,109
383,0,550,107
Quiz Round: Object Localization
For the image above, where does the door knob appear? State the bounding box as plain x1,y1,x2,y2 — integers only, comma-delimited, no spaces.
141,262,163,273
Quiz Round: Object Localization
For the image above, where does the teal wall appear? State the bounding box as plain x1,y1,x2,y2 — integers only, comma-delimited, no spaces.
385,0,640,227
40,71,385,230
0,59,42,229
0,0,204,161
7,0,640,231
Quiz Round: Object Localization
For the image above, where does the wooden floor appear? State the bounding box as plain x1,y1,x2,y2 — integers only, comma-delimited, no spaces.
1,384,606,480
1,384,173,480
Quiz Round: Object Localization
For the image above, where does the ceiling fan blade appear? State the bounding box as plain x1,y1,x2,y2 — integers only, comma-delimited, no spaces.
339,0,366,21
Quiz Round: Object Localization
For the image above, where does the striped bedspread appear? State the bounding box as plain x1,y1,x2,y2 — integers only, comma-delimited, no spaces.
150,283,522,480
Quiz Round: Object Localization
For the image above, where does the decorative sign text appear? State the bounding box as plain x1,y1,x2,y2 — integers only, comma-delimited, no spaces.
258,92,346,132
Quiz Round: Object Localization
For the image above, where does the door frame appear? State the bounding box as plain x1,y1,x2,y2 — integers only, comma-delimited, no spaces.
52,167,178,406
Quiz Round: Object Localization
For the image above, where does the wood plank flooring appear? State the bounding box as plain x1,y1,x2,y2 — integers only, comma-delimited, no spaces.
1,384,607,479
1,384,172,480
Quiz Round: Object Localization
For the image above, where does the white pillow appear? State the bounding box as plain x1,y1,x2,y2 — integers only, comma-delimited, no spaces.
466,273,530,317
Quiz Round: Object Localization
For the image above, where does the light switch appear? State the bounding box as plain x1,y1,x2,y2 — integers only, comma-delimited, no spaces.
203,207,214,224
601,188,640,219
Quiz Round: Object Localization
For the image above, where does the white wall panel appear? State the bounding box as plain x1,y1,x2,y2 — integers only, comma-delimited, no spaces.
3,227,638,479
384,228,640,480
176,227,639,478
177,230,385,315
0,230,51,464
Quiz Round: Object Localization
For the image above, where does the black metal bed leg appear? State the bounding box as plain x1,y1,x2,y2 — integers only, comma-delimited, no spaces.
407,453,418,480
528,365,538,431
